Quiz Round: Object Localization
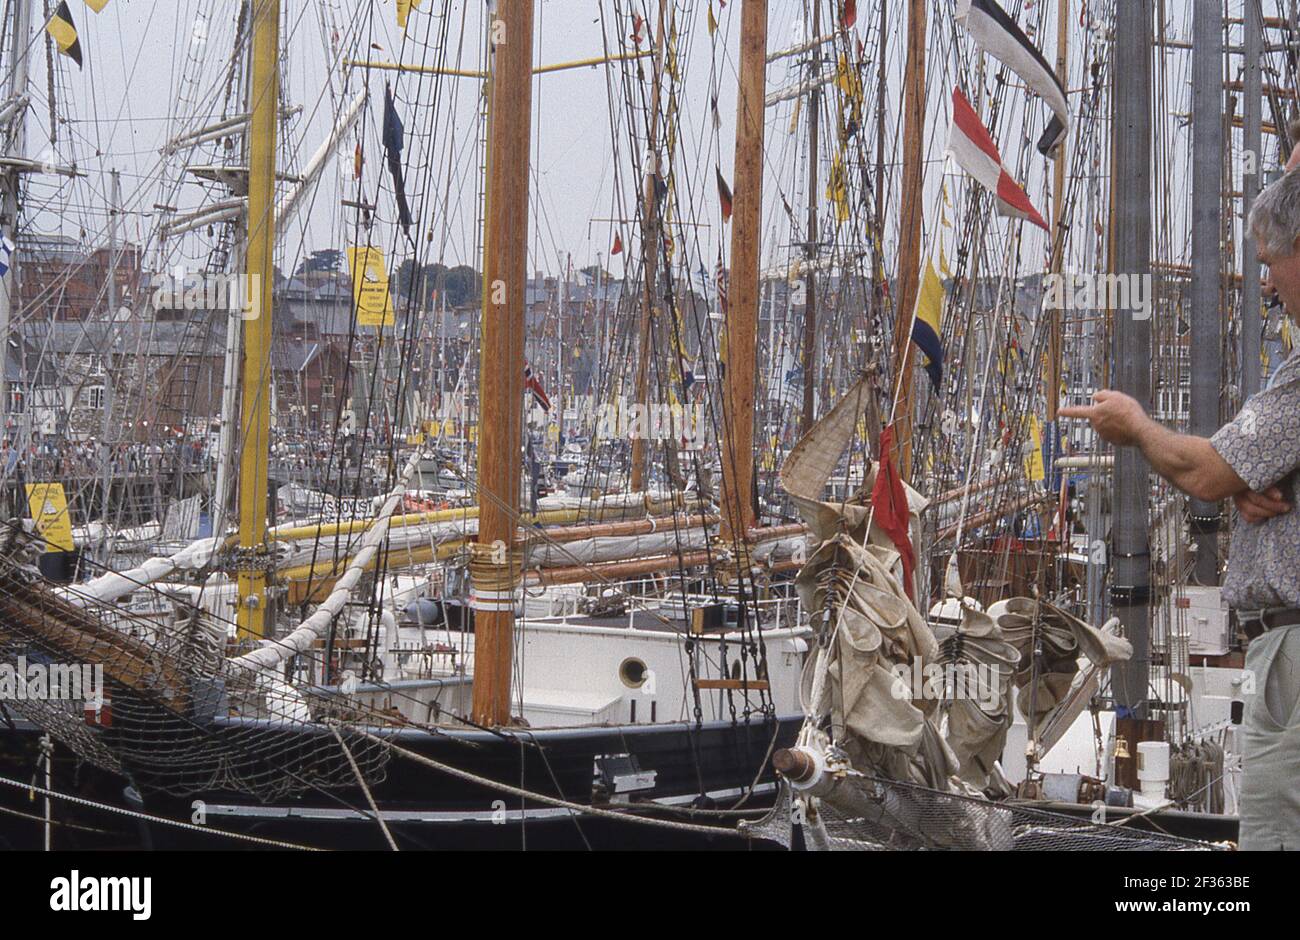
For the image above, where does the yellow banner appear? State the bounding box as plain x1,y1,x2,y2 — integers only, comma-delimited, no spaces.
348,246,396,328
27,483,74,553
1024,415,1046,483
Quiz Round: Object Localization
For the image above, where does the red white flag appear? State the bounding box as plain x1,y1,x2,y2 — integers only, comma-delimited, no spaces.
611,232,624,255
947,86,1049,231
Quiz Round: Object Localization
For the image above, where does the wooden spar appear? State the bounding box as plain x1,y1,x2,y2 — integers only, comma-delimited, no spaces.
720,0,766,544
889,0,927,481
235,0,281,641
343,50,653,79
799,0,821,437
525,550,802,588
472,1,535,728
630,2,668,493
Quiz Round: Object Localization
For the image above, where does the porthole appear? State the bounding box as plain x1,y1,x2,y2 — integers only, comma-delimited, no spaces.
619,656,649,689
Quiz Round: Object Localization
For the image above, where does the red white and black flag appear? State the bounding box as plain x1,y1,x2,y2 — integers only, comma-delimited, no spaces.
524,364,551,412
947,86,1049,232
956,0,1069,157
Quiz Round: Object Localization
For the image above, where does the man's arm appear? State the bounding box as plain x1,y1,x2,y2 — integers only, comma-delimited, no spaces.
1060,390,1249,502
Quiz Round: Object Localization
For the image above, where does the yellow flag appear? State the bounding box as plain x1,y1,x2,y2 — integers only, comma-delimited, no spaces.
1024,415,1046,482
84,0,110,11
707,2,718,35
27,483,74,553
397,0,422,30
827,152,849,222
348,246,396,327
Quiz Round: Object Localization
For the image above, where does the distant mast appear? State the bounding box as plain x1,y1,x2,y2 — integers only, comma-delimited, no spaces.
0,0,34,433
799,0,821,437
630,2,667,494
471,0,535,727
889,0,927,481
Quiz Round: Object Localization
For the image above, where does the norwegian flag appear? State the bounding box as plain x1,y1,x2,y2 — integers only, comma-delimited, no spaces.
524,364,551,412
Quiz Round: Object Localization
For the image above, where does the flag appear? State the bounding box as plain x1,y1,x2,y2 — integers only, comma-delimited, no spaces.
827,152,849,221
871,425,916,602
83,0,110,11
48,2,83,68
631,13,647,47
348,246,396,327
524,364,551,412
947,86,1049,231
841,0,857,31
956,0,1069,156
714,257,728,312
353,140,363,179
707,2,718,36
911,257,945,391
611,232,624,255
0,236,13,280
716,167,733,222
1024,414,1046,482
382,84,413,234
397,0,423,30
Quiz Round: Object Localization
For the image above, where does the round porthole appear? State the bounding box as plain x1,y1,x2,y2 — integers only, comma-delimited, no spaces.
619,657,649,689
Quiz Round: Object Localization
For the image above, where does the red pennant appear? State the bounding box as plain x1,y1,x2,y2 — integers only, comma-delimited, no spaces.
716,167,733,222
354,141,363,179
841,0,857,30
871,424,916,601
612,232,624,255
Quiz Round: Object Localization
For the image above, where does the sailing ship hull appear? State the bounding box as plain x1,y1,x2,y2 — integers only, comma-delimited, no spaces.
2,715,800,850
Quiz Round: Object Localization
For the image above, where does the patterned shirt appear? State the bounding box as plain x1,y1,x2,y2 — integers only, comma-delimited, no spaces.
1210,350,1300,608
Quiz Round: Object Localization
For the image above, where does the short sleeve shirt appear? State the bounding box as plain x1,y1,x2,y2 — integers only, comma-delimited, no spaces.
1210,351,1300,608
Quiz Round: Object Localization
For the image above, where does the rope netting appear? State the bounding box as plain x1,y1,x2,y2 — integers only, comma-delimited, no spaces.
0,551,390,801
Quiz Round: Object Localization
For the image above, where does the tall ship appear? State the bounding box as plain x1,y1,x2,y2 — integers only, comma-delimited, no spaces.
0,0,1293,851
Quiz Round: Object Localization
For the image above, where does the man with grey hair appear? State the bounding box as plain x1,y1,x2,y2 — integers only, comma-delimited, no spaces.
1062,166,1300,849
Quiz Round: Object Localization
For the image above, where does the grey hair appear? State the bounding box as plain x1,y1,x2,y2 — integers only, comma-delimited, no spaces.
1250,168,1300,258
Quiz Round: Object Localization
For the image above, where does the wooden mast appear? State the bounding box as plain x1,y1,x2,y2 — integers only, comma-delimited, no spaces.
630,2,668,493
235,0,280,640
471,0,535,727
720,0,767,543
800,0,821,437
889,0,926,481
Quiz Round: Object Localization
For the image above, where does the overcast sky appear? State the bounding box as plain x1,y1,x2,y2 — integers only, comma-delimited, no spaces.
7,0,1262,292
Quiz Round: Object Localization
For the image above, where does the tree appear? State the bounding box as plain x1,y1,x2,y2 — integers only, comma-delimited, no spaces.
296,249,343,275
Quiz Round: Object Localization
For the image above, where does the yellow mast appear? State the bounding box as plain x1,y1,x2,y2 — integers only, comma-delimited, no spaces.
235,0,281,640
